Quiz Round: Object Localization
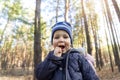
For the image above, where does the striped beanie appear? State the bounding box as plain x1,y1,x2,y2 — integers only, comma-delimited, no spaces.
51,21,72,44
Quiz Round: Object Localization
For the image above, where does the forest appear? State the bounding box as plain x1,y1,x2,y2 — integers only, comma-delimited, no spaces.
0,0,120,80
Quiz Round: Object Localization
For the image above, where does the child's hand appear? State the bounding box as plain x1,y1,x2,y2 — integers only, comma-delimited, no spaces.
54,47,62,57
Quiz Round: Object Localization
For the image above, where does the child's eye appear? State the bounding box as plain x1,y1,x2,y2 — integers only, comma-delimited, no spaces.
54,36,59,39
64,36,69,39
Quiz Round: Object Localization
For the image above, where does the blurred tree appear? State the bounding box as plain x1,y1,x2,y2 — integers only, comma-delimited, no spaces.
0,0,23,45
55,0,59,22
81,0,92,54
34,0,41,80
64,0,70,22
104,0,120,71
111,0,120,22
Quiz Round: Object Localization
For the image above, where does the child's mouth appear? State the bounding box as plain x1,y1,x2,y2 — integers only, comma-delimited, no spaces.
58,45,65,49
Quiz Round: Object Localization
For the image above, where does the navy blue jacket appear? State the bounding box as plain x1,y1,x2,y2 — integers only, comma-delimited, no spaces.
35,49,99,80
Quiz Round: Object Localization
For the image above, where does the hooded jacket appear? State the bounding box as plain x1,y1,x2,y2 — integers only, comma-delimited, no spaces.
35,48,99,80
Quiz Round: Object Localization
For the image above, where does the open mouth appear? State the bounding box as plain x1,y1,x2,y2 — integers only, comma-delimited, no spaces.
58,45,65,49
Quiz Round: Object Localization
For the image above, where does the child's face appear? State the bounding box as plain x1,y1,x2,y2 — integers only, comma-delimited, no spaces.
52,30,71,53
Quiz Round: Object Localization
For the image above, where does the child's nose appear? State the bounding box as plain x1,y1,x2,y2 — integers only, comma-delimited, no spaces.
59,37,64,42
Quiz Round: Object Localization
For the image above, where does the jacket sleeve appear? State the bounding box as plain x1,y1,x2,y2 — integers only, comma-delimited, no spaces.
78,54,100,80
35,51,63,80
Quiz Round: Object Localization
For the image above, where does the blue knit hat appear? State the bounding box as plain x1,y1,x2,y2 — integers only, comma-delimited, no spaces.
51,21,73,44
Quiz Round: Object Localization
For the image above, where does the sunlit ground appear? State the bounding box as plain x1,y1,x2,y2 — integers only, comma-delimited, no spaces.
1,66,120,80
0,68,33,80
0,76,32,80
97,66,120,80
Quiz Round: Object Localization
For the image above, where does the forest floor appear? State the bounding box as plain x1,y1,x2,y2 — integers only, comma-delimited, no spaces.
0,66,120,80
0,68,33,80
97,66,120,80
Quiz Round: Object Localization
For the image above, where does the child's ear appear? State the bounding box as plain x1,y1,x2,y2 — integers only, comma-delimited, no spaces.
70,44,73,48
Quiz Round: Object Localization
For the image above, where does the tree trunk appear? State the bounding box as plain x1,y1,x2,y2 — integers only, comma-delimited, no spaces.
64,0,69,22
34,0,42,80
111,0,120,22
98,41,104,68
104,0,120,72
81,0,92,54
55,0,59,23
105,27,114,72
